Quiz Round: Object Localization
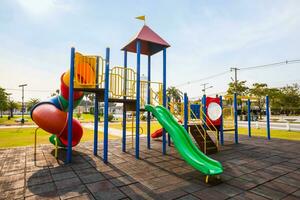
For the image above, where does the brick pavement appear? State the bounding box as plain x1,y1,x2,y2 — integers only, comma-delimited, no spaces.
0,134,299,199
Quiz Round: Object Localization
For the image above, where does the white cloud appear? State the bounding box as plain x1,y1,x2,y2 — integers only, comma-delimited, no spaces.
17,0,73,17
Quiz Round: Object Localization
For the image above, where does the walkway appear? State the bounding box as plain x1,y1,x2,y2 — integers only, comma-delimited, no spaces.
0,135,299,199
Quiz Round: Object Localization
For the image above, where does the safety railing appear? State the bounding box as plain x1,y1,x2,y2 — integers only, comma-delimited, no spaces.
222,107,235,130
169,102,184,121
199,108,220,151
190,109,207,154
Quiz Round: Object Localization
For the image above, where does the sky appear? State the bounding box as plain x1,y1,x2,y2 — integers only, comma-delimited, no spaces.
0,0,300,101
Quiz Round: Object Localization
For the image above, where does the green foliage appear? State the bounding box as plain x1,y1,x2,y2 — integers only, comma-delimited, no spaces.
7,100,19,118
279,84,300,115
50,89,60,97
140,114,147,121
167,86,183,102
26,98,40,112
249,83,268,119
227,80,249,96
226,81,300,116
0,87,8,117
76,112,82,119
108,113,114,122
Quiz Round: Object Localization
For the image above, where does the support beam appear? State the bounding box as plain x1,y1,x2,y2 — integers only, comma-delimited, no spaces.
167,96,171,146
184,93,188,131
122,50,127,152
67,47,75,163
202,95,207,130
103,47,110,163
135,40,141,159
247,99,251,138
266,95,271,140
234,93,238,144
147,55,151,149
162,48,167,155
93,56,100,155
219,96,224,145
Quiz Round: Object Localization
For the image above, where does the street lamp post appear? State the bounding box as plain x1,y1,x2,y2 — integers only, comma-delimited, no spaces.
19,84,27,124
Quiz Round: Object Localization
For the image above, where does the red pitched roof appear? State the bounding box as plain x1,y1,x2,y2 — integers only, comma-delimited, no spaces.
121,25,170,56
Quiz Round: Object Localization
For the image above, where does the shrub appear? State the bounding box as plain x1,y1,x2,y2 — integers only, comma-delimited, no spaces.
108,114,114,122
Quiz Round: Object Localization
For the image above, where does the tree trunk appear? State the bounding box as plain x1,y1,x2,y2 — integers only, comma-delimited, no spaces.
10,108,13,118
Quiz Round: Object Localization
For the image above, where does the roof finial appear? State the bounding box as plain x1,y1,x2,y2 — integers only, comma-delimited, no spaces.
135,15,146,25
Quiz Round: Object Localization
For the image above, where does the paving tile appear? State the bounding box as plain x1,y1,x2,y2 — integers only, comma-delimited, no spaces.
80,173,106,184
58,185,90,200
263,180,298,194
52,171,77,181
250,185,287,200
120,183,158,200
26,182,57,197
230,191,269,200
176,194,200,200
55,177,82,190
25,193,60,200
276,175,300,188
86,180,126,200
192,188,229,200
0,187,24,200
281,195,300,200
110,175,137,187
212,183,243,197
155,184,188,200
292,190,300,197
66,194,95,200
227,177,257,190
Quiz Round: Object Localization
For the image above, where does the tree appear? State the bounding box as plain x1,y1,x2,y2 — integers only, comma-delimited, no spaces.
50,89,60,97
26,98,40,112
0,87,8,117
7,100,19,118
279,84,300,115
266,88,283,114
249,83,268,119
227,80,249,96
167,86,183,102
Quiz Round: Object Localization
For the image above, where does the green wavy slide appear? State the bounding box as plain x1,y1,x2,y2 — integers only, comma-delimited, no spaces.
145,105,223,175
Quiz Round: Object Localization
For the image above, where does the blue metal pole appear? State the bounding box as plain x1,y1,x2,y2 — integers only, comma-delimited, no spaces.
234,93,238,144
103,48,110,163
184,93,188,131
162,48,167,155
93,56,99,155
167,96,171,146
122,50,127,152
247,99,251,138
66,47,75,163
135,40,141,159
266,95,271,140
147,55,151,149
202,95,207,130
219,96,224,145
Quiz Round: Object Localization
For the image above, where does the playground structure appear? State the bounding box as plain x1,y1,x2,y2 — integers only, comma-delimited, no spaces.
30,23,272,182
30,24,226,181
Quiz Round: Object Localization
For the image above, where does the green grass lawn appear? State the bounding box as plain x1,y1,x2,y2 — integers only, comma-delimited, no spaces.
0,127,119,148
109,120,162,135
0,115,34,125
236,127,300,141
1,118,299,148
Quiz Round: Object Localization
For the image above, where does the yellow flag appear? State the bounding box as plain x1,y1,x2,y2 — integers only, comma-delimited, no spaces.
135,15,146,22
